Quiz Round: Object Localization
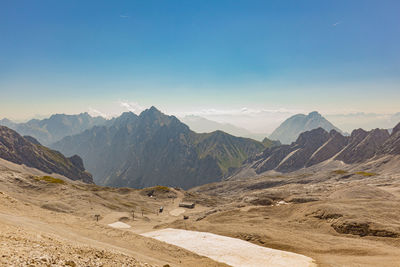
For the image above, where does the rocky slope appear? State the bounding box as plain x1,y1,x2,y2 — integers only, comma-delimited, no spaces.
239,122,400,176
0,126,92,183
335,128,390,163
52,107,266,189
269,111,343,144
379,123,400,155
0,113,108,145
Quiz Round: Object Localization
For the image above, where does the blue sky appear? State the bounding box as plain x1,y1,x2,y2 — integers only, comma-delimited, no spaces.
1,0,399,130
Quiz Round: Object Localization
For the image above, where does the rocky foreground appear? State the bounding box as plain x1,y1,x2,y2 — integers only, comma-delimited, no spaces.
0,223,152,267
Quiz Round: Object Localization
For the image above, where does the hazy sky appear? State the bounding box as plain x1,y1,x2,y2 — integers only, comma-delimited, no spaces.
1,0,399,132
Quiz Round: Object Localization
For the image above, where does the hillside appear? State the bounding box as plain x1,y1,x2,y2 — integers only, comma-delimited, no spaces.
0,126,93,183
52,107,266,189
269,111,342,144
0,113,108,145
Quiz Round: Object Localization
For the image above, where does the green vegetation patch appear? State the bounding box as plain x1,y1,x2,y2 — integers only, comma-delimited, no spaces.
152,185,170,192
35,176,66,184
332,170,348,175
355,171,377,177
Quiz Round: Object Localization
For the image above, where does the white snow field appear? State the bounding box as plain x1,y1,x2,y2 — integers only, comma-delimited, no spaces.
107,221,131,229
142,228,316,267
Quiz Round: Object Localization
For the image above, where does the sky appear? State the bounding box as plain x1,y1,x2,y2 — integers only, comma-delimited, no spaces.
1,0,400,132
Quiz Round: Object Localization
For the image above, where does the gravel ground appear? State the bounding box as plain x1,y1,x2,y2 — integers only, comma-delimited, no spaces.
0,224,154,267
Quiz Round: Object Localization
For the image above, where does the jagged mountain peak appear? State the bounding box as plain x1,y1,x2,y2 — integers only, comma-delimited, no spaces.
296,127,329,144
137,107,186,131
139,106,163,117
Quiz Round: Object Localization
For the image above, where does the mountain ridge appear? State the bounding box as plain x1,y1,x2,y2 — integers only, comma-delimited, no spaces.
52,107,269,189
235,122,400,178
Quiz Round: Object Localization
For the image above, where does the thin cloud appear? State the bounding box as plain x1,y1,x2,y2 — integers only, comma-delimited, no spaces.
332,21,341,27
119,101,145,114
119,15,130,18
88,107,109,118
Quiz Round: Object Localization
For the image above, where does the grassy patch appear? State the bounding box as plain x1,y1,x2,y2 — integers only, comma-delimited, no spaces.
152,185,170,191
332,170,348,175
35,176,65,184
355,171,377,177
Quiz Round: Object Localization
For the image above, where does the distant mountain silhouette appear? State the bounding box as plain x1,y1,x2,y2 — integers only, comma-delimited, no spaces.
52,107,269,189
269,111,343,144
238,122,400,176
0,113,108,145
0,126,92,183
182,115,268,140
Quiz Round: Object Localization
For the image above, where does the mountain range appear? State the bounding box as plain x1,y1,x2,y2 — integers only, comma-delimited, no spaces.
3,107,398,190
0,126,93,183
0,113,108,145
236,122,400,176
51,107,272,189
269,111,343,144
